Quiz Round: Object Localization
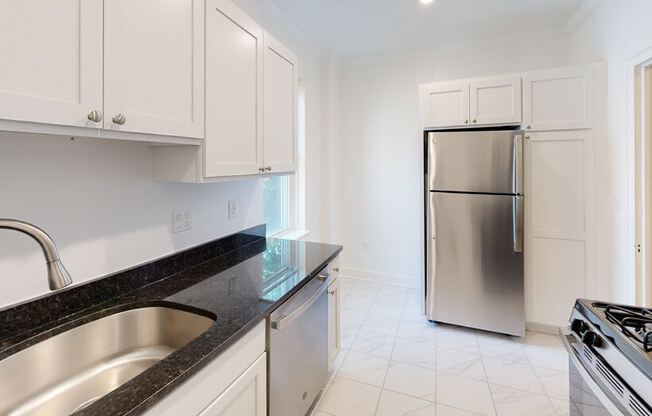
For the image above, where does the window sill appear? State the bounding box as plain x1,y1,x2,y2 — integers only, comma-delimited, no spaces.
271,229,310,240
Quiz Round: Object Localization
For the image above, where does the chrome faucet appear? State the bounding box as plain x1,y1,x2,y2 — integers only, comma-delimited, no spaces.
0,219,73,290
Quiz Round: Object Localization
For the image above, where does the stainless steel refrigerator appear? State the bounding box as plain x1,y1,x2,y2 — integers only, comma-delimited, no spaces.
426,129,525,336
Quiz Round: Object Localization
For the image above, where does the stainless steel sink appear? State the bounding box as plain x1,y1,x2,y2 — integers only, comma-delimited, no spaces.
0,306,215,416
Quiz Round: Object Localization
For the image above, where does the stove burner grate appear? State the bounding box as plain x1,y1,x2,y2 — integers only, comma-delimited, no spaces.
604,305,652,352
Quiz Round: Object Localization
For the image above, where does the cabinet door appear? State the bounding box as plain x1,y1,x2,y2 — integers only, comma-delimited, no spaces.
0,0,102,128
328,275,341,370
470,77,521,126
421,81,470,129
204,0,264,177
263,34,298,174
104,0,204,138
523,65,594,131
199,353,267,416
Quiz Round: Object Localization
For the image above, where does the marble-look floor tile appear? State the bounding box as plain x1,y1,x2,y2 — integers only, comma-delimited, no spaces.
436,373,496,416
318,377,381,416
339,277,358,295
337,350,390,387
342,294,375,312
329,348,348,375
375,390,437,416
377,285,409,306
482,356,545,394
391,338,436,370
478,340,529,365
437,347,486,381
362,313,401,337
489,384,556,416
523,344,568,373
402,301,426,321
549,398,577,416
534,366,570,400
437,325,480,354
369,299,405,318
384,361,436,402
397,318,437,344
351,330,396,358
437,403,485,415
341,307,367,329
341,327,359,349
349,281,382,299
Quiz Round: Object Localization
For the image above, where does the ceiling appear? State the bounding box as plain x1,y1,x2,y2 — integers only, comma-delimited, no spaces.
270,0,585,60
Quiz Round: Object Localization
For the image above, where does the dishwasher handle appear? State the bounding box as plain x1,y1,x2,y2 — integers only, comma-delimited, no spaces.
270,274,329,330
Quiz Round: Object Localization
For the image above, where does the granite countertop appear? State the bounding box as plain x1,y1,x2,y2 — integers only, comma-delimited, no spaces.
0,225,342,416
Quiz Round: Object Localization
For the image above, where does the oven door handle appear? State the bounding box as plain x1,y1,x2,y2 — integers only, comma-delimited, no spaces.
559,328,627,416
270,275,329,330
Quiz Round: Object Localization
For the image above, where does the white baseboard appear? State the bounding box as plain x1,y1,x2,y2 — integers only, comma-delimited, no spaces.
526,321,563,335
340,266,419,289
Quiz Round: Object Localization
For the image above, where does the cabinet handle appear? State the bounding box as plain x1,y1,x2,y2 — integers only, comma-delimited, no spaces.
265,166,272,172
87,110,103,123
464,120,469,124
333,267,340,272
112,114,126,125
526,125,531,130
259,167,265,172
472,119,477,123
525,135,530,140
328,290,336,295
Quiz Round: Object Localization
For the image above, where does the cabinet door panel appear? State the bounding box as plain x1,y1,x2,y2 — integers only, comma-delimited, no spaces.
0,0,102,127
421,82,469,128
523,65,594,130
104,0,204,138
470,77,521,126
263,34,297,174
328,276,341,369
204,0,263,177
199,353,266,416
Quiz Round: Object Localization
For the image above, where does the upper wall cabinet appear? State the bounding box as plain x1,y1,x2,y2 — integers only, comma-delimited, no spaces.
0,0,103,128
523,65,595,131
470,76,521,126
104,0,205,138
421,81,470,129
421,76,522,129
263,34,298,174
204,0,264,177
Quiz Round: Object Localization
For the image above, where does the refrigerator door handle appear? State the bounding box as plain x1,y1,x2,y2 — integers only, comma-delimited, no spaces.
513,196,524,253
513,134,523,195
427,195,437,316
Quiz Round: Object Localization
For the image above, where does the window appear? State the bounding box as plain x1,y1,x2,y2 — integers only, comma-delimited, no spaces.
262,175,291,235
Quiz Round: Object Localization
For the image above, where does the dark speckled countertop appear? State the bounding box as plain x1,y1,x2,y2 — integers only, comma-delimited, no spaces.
0,225,342,416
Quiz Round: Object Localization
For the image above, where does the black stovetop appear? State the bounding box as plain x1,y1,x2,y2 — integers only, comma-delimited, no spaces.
575,299,652,380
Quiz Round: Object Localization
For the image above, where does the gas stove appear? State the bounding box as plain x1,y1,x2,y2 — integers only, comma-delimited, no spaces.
562,299,652,416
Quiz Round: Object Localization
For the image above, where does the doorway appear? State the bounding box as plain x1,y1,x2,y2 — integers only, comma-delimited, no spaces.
630,48,652,307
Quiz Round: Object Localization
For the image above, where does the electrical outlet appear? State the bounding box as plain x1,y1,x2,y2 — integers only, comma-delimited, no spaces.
173,209,192,233
228,200,237,219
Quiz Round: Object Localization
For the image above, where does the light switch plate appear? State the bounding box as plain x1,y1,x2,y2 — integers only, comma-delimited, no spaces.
173,209,192,233
228,200,237,219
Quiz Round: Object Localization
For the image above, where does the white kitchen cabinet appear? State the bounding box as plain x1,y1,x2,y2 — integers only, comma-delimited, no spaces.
421,81,470,129
204,0,264,177
523,65,596,131
104,0,204,138
142,321,265,416
0,0,103,128
470,76,521,126
327,256,341,369
263,34,298,174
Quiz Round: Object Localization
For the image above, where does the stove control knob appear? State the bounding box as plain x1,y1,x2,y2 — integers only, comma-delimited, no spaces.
582,331,602,348
571,319,587,335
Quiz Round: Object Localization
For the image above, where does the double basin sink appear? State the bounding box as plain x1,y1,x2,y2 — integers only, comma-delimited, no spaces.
0,306,215,415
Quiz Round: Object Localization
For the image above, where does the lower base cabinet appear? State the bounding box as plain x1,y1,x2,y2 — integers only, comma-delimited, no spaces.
328,256,341,370
141,321,266,416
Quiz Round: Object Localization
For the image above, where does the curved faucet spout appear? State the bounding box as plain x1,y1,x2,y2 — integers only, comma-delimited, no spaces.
0,219,73,290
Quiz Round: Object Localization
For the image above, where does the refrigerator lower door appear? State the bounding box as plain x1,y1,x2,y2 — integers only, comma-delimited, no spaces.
427,192,524,336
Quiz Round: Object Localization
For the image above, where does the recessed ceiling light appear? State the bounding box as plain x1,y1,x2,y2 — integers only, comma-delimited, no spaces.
420,0,434,4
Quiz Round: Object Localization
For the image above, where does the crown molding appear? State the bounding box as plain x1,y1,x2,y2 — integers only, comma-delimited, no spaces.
565,0,605,34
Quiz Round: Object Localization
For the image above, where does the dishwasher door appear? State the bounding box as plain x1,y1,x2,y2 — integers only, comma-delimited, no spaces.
269,272,329,416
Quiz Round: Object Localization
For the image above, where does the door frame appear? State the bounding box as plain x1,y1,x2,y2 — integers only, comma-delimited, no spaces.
628,46,652,306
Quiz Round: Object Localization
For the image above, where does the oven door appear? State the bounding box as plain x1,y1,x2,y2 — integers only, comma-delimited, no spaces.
560,329,636,416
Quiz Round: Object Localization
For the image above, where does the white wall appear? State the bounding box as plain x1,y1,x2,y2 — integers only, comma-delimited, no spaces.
334,30,573,287
0,135,262,308
0,0,327,309
567,0,652,303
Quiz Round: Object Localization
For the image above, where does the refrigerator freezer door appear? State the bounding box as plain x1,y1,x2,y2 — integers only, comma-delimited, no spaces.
427,192,524,336
428,130,523,195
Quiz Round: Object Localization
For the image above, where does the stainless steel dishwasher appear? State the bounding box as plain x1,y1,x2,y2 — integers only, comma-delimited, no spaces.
268,266,330,416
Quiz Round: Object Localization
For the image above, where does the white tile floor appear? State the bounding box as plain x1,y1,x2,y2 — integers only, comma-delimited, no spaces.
310,277,573,416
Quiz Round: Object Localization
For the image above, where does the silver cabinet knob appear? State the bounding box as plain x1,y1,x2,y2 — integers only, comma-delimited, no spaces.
472,119,477,123
265,166,272,172
464,120,469,124
525,135,531,140
87,110,103,123
526,125,531,129
259,167,265,172
112,114,126,125
328,290,336,295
